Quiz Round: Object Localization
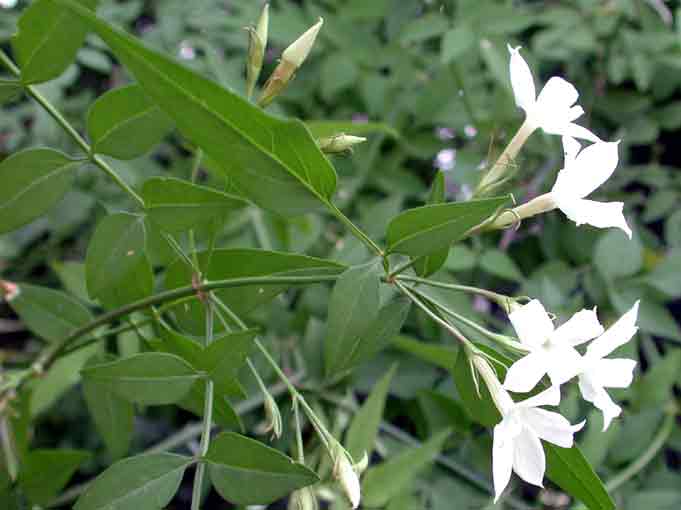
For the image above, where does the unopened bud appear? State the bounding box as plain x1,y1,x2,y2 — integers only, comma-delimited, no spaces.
245,3,269,99
263,392,283,439
353,451,369,475
0,280,19,302
317,134,366,154
333,450,361,509
288,487,319,510
490,193,558,229
257,17,323,107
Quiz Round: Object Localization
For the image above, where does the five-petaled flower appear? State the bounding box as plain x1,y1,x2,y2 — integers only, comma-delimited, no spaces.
550,136,632,239
504,299,604,393
508,45,599,142
577,301,639,431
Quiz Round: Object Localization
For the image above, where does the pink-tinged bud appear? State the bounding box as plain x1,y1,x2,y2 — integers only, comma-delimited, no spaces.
0,280,19,301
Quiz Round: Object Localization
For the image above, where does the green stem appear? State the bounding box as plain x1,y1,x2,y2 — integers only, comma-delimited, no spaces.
388,258,419,279
191,304,215,510
12,274,338,392
396,275,512,306
395,280,473,350
0,49,145,207
327,202,384,257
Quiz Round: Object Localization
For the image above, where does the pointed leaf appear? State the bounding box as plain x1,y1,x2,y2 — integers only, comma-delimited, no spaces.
74,453,192,510
206,432,319,505
57,0,337,217
142,177,247,233
413,171,449,277
86,213,146,299
11,0,98,84
19,449,90,506
87,84,173,159
361,428,451,507
81,353,201,405
82,355,134,460
386,196,510,257
201,329,257,397
345,364,397,460
0,148,81,234
8,283,93,343
324,261,381,377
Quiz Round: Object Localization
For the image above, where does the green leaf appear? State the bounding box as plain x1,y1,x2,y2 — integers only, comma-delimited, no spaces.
324,261,381,377
0,148,81,234
632,350,681,409
142,177,247,233
386,196,509,257
74,453,192,510
413,171,449,277
87,84,173,159
305,120,399,139
8,283,93,343
345,364,397,460
545,445,615,510
451,344,501,427
340,297,411,372
86,212,146,299
594,230,642,279
58,0,337,217
644,248,681,298
180,379,244,431
97,255,153,309
82,355,134,460
12,0,98,84
392,335,458,371
19,449,90,506
479,249,524,282
50,260,92,303
201,329,258,396
81,353,201,405
165,248,344,334
441,26,475,63
361,428,450,507
206,432,319,505
0,79,22,104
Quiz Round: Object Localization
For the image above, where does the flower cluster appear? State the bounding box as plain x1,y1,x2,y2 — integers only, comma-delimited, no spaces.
476,46,642,502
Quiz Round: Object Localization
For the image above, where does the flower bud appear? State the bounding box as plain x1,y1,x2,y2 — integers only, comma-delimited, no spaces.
353,451,369,475
472,354,514,415
245,3,269,99
258,17,323,107
490,193,558,230
333,451,361,509
0,280,19,301
288,487,319,510
263,392,283,439
317,134,366,154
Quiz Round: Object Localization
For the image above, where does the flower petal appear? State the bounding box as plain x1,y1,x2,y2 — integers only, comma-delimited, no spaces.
503,351,548,393
586,301,639,360
493,421,516,502
509,299,554,348
536,77,578,110
552,308,605,346
522,408,585,448
518,385,561,409
512,427,545,487
545,345,583,386
590,358,637,389
578,374,622,431
556,197,632,239
553,141,620,199
563,122,601,143
562,136,581,165
508,45,536,113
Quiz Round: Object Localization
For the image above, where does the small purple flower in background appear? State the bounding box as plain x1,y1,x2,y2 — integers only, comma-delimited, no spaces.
178,41,196,60
435,126,455,140
351,113,369,124
435,148,456,171
464,125,478,138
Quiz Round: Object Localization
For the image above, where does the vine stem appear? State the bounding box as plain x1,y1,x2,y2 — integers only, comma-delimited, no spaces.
191,303,215,510
0,49,145,207
7,274,338,393
395,275,513,307
327,202,384,258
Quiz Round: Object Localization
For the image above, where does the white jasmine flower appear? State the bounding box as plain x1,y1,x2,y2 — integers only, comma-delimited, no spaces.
492,385,585,501
577,301,639,431
550,136,632,239
504,300,604,393
508,45,599,142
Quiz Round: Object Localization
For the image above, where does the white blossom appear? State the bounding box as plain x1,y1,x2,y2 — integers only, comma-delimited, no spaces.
550,136,632,238
577,301,639,431
492,385,584,501
508,45,598,142
504,300,604,393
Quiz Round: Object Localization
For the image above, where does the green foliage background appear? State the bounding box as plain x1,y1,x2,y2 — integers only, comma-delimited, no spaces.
1,1,680,509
